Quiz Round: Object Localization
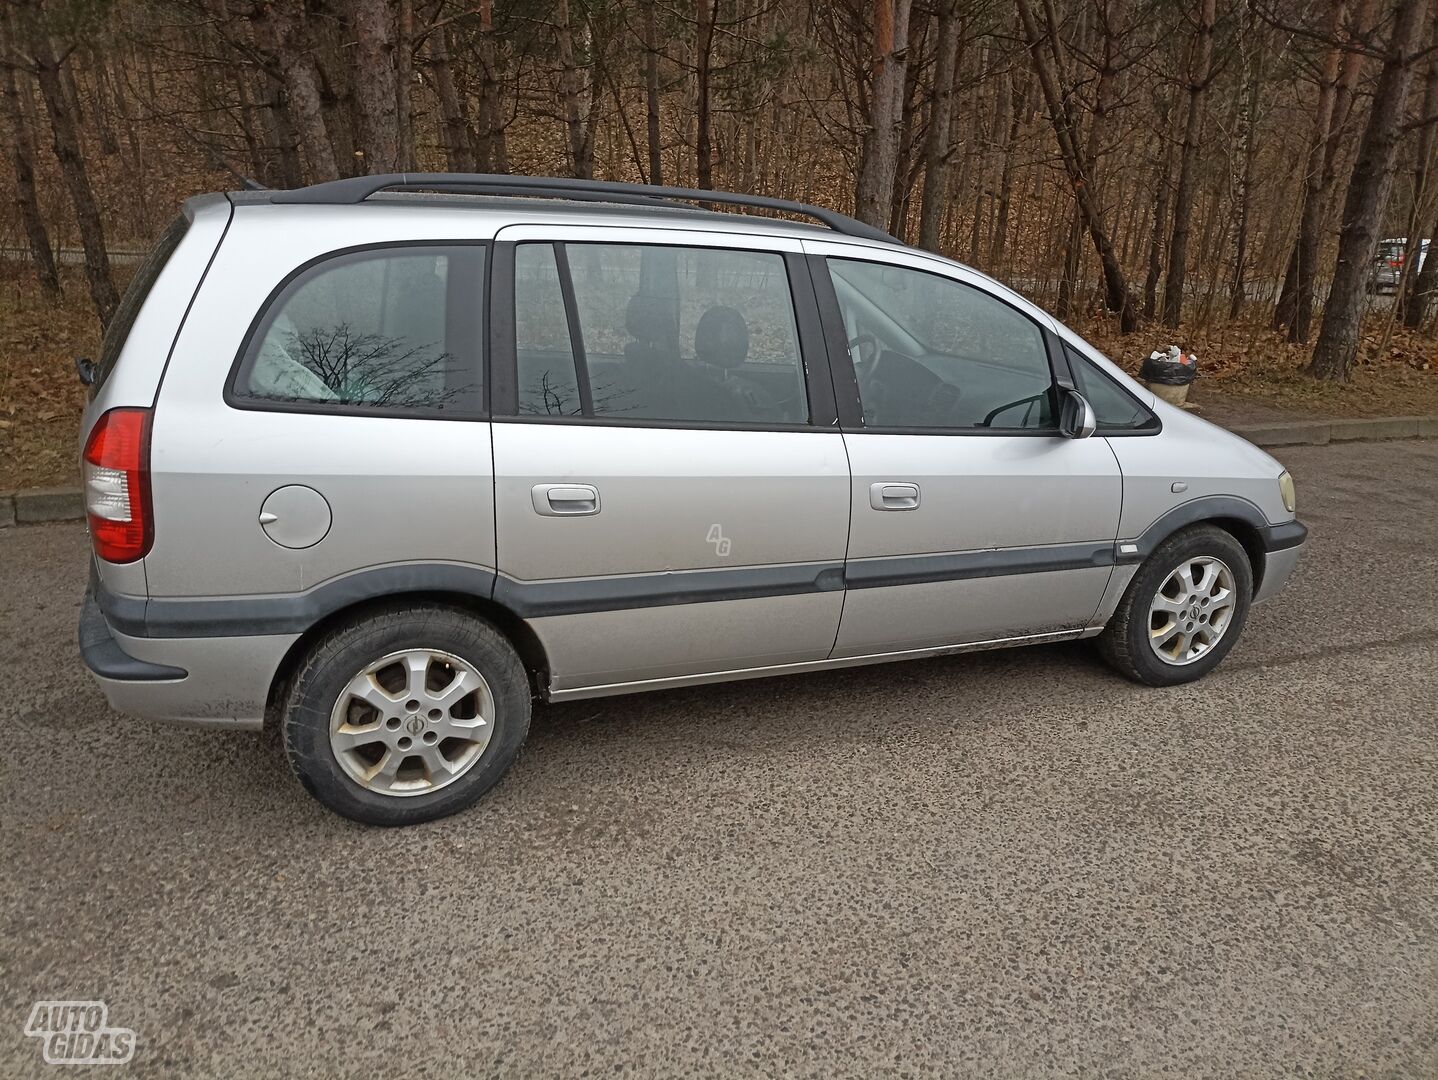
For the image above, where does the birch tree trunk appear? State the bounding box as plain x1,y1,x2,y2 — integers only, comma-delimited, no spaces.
556,0,592,178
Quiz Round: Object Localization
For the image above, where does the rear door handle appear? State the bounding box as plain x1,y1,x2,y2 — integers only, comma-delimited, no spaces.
531,483,601,516
869,481,920,511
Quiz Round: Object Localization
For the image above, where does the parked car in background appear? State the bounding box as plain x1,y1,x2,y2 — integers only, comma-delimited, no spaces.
77,174,1307,825
1372,237,1428,293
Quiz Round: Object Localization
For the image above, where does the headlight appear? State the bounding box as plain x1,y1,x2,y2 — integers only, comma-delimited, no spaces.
1278,471,1296,514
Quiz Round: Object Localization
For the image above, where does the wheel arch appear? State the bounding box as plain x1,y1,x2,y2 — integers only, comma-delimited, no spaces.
1129,496,1272,597
263,589,550,728
1206,517,1267,596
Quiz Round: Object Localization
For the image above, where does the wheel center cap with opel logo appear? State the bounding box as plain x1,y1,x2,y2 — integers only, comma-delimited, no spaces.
405,715,425,735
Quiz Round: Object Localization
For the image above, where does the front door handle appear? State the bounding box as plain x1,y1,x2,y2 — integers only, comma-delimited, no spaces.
531,483,601,516
869,481,920,511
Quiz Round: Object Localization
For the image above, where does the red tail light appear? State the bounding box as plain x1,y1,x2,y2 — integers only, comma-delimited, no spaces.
82,408,153,563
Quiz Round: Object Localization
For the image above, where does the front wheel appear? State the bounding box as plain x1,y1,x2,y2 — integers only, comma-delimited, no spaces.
1098,524,1253,686
282,605,531,825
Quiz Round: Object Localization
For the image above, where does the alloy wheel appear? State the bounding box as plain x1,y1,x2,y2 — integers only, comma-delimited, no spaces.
1147,556,1238,666
328,648,495,797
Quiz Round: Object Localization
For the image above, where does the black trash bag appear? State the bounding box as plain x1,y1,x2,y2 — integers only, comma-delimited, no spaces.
1139,345,1198,386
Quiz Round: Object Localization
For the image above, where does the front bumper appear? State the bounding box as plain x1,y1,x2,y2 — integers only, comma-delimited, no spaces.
1253,519,1307,604
79,586,295,730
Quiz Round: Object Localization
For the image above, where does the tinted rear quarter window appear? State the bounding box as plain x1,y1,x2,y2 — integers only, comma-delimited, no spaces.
91,215,190,394
231,245,486,416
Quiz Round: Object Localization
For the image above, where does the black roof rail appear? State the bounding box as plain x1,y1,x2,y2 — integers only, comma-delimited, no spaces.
266,173,897,244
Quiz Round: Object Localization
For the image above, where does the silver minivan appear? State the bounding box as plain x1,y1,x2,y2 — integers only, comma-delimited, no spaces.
78,174,1306,825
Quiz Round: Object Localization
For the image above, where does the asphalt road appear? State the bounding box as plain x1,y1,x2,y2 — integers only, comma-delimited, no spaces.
2,440,1436,1078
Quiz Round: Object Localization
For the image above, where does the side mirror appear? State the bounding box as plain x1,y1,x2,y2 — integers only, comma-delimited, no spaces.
1060,389,1097,439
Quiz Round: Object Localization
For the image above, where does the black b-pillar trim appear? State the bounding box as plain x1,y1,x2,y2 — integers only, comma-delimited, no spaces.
806,254,865,429
487,241,517,417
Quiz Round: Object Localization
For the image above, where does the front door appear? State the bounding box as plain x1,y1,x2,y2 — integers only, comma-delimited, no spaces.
490,226,849,693
805,243,1123,657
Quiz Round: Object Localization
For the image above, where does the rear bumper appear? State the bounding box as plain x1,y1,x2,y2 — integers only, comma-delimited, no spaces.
80,590,188,681
79,586,295,731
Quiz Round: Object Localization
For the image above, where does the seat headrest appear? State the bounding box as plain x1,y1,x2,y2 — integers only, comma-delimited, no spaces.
625,295,678,345
694,306,749,369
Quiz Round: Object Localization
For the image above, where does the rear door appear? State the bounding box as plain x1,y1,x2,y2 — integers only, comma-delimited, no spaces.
805,240,1123,657
490,225,849,693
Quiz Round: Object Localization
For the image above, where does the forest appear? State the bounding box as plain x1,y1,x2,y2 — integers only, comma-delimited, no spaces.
3,0,1438,394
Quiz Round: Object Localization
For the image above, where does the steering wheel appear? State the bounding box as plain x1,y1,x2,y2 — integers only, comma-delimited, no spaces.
848,333,881,390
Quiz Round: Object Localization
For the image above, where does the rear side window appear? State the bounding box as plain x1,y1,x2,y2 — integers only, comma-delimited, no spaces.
231,245,486,416
92,215,189,394
514,243,583,416
513,241,809,425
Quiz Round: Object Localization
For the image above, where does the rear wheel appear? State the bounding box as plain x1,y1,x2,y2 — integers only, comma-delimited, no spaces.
1098,525,1253,686
282,605,531,825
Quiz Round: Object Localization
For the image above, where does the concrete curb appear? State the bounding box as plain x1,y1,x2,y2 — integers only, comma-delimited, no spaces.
1230,414,1438,447
1,415,1435,529
2,486,85,526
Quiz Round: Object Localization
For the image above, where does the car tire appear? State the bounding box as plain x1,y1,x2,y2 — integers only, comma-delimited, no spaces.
1097,524,1253,687
281,604,531,826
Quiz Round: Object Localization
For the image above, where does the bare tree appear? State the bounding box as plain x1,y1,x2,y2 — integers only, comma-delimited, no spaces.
1399,42,1438,320
348,0,401,173
1311,0,1432,380
1228,9,1263,318
474,0,508,171
1016,0,1137,331
695,0,717,189
0,55,61,297
253,0,340,182
1143,88,1176,320
428,24,476,172
555,0,593,179
643,0,662,184
1161,0,1217,328
15,0,118,327
854,0,914,228
917,0,963,252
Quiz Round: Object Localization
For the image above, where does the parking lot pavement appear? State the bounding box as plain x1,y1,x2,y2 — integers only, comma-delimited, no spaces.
2,440,1435,1078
